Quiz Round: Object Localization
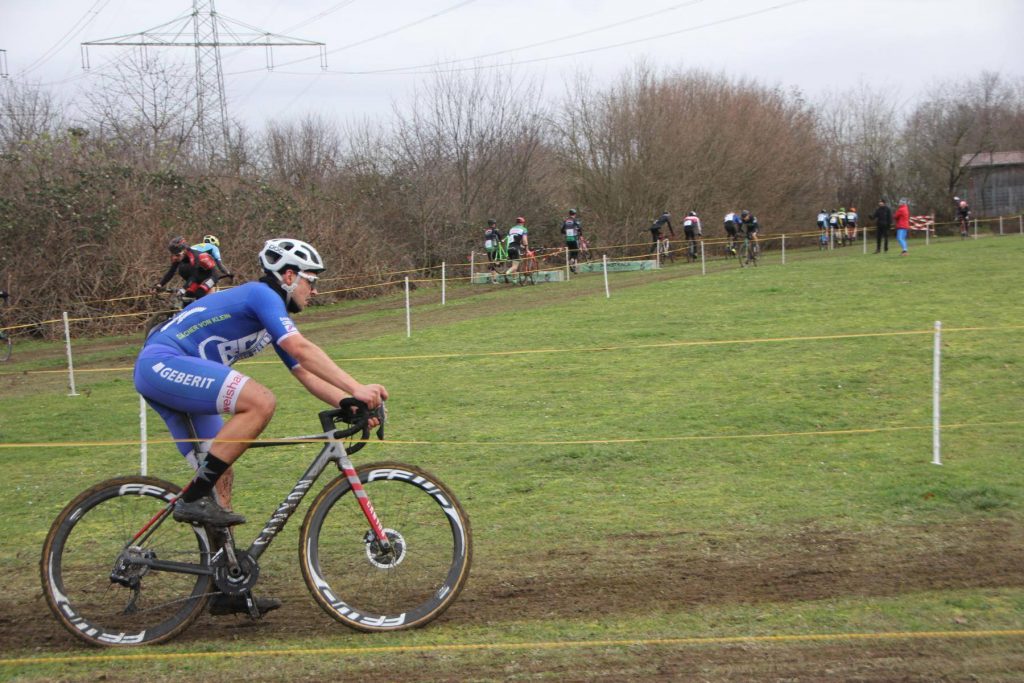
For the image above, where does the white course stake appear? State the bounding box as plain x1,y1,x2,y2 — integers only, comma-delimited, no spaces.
63,312,79,396
140,395,148,475
932,320,942,466
602,255,610,298
441,262,446,305
404,276,411,338
782,234,787,264
700,241,706,275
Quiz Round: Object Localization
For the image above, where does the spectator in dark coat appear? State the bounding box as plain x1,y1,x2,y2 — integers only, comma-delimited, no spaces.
871,199,893,253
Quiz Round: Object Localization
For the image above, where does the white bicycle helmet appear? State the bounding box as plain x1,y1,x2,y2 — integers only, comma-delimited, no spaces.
259,238,325,303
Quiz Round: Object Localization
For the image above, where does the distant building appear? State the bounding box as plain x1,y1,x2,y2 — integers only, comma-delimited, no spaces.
959,151,1024,217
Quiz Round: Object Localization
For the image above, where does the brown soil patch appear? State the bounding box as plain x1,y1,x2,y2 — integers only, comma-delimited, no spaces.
4,518,1022,678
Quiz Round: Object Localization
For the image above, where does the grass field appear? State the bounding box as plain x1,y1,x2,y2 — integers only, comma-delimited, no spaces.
1,235,1023,681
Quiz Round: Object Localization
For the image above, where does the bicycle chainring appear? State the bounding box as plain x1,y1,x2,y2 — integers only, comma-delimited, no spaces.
212,549,260,595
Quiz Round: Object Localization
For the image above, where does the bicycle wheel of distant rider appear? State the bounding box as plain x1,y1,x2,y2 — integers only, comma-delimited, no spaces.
40,476,212,646
300,462,472,632
0,334,10,362
737,240,749,267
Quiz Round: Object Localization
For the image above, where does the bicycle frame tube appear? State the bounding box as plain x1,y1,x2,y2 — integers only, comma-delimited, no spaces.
244,439,339,561
245,435,391,561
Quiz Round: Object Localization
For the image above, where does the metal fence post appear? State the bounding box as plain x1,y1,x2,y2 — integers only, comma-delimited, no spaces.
404,277,411,338
932,320,942,466
63,312,79,397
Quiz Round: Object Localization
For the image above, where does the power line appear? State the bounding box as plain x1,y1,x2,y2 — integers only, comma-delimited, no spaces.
18,0,112,77
352,0,709,75
357,0,814,75
266,0,811,77
225,0,480,76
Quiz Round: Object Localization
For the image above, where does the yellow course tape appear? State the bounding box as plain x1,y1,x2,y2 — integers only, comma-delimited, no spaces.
0,420,1020,450
1,629,1022,666
4,324,1024,376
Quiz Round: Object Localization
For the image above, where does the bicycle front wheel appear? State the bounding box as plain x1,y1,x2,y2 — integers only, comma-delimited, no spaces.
0,333,10,362
40,477,212,646
300,462,472,632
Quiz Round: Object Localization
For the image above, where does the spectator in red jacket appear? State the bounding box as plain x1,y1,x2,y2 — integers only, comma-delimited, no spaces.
894,198,910,255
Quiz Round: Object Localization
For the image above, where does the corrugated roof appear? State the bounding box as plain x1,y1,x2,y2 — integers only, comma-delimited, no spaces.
960,151,1024,168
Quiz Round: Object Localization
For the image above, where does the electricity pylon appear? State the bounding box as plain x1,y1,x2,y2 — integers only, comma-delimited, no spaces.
82,1,325,159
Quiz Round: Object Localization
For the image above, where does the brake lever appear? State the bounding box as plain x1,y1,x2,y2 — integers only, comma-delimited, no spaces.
375,402,387,441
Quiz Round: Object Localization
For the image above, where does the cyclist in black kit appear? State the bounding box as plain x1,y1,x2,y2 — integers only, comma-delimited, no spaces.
483,219,504,283
954,197,971,238
560,209,583,272
648,211,674,255
153,236,224,299
740,210,760,247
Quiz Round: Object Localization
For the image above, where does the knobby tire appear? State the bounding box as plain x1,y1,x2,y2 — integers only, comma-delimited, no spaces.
41,476,212,647
299,462,472,632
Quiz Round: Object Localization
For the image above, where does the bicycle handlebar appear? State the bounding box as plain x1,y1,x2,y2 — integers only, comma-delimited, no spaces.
318,398,386,455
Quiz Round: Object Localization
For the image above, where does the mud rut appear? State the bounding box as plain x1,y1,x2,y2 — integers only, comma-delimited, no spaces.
4,519,1021,656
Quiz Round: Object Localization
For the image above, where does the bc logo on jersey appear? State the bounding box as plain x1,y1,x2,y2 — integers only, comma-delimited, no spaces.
198,331,273,365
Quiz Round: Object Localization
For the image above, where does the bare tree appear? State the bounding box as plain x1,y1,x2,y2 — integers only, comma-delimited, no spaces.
557,63,829,247
0,80,66,153
79,50,198,168
381,66,553,267
260,113,342,187
900,72,1024,216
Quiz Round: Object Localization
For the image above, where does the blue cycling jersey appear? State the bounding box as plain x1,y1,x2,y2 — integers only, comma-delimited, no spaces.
146,281,299,368
135,281,303,460
191,242,222,262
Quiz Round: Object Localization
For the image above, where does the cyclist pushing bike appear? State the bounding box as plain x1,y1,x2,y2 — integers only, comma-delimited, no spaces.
682,211,702,261
954,196,971,238
560,209,583,272
482,219,505,283
648,211,674,256
738,210,761,265
134,237,387,615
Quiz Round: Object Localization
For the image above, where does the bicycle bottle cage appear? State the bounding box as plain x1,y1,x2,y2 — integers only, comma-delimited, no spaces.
318,398,386,455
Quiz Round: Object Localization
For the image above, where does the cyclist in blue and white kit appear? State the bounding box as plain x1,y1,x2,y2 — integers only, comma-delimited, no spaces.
134,238,387,612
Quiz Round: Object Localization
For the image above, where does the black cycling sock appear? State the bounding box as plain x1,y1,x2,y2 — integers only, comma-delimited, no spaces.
182,453,231,502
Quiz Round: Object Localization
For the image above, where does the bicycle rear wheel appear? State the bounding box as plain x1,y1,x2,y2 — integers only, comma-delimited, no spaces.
300,462,472,632
0,333,10,362
40,477,212,646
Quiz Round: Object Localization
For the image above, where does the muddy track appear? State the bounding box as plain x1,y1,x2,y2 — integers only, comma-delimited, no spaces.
5,519,1021,656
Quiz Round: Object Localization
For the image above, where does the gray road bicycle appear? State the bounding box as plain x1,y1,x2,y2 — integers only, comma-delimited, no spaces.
40,400,472,647
737,233,759,267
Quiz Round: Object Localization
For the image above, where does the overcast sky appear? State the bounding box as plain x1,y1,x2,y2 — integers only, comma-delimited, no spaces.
2,0,1022,128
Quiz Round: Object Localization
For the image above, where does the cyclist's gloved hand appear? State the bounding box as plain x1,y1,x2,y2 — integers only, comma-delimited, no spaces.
351,383,389,410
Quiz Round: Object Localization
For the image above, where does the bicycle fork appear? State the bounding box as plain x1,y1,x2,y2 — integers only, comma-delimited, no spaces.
338,456,393,556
